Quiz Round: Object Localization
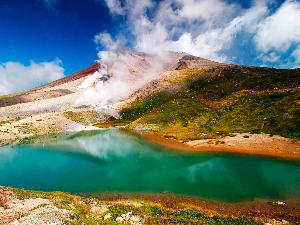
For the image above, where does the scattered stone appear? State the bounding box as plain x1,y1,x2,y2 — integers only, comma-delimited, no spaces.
7,198,51,212
104,213,112,220
0,197,70,224
117,200,143,207
90,205,109,215
67,204,75,210
116,212,142,225
11,205,69,225
271,201,286,206
130,215,143,225
277,201,286,206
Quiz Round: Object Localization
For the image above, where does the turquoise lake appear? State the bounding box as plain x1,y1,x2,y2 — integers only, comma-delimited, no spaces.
0,129,300,202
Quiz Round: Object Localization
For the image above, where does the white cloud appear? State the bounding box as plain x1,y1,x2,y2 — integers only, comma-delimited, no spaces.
0,60,64,95
101,0,270,62
94,32,124,51
176,0,235,22
104,0,125,15
281,46,300,68
132,0,244,60
254,0,300,52
260,52,280,63
292,46,300,65
104,0,153,16
100,0,300,68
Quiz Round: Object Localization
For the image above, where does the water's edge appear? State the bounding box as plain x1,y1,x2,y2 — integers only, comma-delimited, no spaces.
1,129,300,203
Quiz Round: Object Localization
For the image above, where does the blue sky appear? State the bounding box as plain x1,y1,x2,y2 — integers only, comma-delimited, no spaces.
0,0,115,74
0,0,299,94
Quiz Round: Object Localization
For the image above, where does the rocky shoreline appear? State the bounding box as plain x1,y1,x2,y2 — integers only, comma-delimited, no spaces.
1,186,300,224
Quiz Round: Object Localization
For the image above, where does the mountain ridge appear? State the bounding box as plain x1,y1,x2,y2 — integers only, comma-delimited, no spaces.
0,51,299,161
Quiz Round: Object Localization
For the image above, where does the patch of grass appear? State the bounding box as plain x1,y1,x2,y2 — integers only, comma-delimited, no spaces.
125,91,299,140
0,118,21,126
16,124,40,135
0,120,11,126
176,208,204,221
185,67,300,99
63,110,105,125
0,93,19,100
210,92,300,139
144,204,169,217
108,204,142,220
204,216,261,225
121,91,173,121
144,206,262,225
17,132,68,145
12,188,52,200
30,203,50,211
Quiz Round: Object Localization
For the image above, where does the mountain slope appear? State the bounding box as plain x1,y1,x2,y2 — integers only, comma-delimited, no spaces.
101,64,300,140
0,51,299,156
0,51,187,145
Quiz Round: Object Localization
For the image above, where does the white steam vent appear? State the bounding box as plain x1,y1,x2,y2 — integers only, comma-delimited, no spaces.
75,51,177,118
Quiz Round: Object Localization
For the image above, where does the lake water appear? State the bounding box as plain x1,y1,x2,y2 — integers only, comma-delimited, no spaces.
0,129,300,202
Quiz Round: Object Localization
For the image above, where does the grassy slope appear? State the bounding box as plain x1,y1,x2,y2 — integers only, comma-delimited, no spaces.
99,66,300,140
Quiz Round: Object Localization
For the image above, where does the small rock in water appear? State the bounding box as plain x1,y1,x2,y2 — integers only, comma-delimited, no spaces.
269,201,286,207
275,201,286,206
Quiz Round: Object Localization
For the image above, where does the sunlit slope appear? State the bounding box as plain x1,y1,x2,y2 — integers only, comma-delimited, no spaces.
101,66,300,140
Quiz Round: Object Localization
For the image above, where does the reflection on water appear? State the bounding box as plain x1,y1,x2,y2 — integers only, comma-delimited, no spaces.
0,129,300,202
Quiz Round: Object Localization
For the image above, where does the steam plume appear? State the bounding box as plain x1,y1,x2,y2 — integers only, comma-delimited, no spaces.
75,51,175,117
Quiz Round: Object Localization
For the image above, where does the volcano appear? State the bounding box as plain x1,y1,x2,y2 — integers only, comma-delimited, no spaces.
0,51,299,159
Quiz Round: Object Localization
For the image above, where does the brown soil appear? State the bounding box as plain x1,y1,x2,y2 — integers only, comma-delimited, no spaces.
139,131,300,162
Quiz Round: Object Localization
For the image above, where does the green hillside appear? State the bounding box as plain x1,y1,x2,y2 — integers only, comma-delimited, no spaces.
99,66,300,140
